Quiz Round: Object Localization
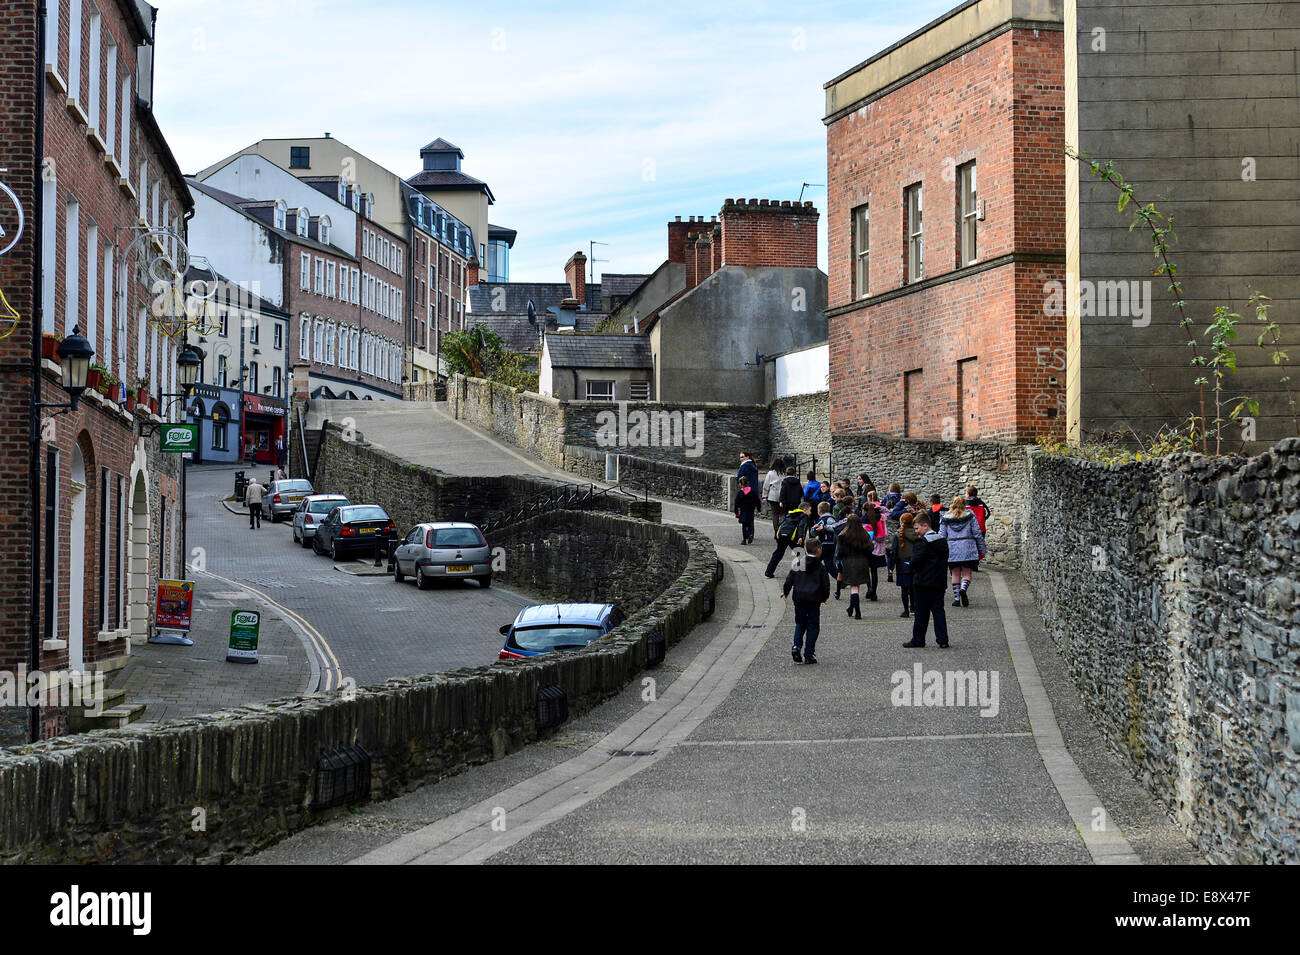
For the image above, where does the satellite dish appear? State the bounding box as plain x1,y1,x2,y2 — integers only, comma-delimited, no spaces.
527,300,537,326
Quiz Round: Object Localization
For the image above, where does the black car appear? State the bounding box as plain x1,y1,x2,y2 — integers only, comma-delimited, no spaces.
312,505,396,561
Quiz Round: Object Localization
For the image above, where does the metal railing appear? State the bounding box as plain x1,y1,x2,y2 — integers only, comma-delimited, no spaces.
772,454,833,480
478,480,642,534
295,405,312,481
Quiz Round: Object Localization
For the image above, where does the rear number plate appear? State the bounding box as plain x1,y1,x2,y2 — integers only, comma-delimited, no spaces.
447,564,471,573
359,527,376,534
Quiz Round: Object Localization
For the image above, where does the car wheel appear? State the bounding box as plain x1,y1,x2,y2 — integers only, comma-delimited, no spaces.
312,534,322,555
331,539,341,562
394,561,405,583
479,576,492,589
300,531,311,549
292,525,299,543
416,566,430,590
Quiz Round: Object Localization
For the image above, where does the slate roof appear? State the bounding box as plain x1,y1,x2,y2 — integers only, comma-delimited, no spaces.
469,281,602,315
545,334,652,369
187,179,355,261
599,273,650,301
407,169,494,198
468,310,608,354
420,138,463,155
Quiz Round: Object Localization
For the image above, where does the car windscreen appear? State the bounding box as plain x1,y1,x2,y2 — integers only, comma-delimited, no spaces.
510,625,604,652
281,480,313,492
309,499,347,513
342,506,388,523
431,527,484,547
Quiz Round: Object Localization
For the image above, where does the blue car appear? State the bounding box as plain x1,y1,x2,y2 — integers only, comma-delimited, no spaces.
498,603,625,660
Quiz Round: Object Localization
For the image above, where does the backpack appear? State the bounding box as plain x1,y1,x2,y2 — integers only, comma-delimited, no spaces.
969,502,988,535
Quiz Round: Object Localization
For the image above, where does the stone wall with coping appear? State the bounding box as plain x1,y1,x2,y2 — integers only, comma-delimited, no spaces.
0,511,718,863
1024,438,1300,863
562,445,732,512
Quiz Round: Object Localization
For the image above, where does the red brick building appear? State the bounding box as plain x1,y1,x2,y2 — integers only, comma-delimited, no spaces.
823,0,1066,443
0,0,192,740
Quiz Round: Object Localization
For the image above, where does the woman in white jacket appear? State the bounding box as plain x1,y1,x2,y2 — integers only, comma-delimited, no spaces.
762,457,786,539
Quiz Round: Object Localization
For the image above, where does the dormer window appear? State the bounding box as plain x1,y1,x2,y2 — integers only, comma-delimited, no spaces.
274,200,287,231
365,193,375,219
337,180,346,203
351,188,360,212
319,215,332,246
297,208,309,238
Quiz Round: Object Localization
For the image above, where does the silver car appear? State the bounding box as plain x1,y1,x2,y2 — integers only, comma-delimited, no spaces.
392,522,493,590
267,479,314,521
292,494,351,546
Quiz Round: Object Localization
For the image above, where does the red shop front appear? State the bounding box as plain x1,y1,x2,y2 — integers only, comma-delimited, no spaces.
240,393,288,466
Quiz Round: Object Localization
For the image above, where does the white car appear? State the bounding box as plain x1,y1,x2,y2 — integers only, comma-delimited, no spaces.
291,494,351,547
392,522,493,590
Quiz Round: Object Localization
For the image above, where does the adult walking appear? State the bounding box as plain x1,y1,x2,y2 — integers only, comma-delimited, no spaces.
903,512,950,648
245,477,266,530
836,514,874,620
733,476,759,544
887,512,921,617
940,495,986,606
737,452,760,493
762,457,786,538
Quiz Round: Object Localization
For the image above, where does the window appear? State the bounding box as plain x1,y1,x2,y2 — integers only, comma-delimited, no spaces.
314,257,324,294
248,362,258,394
365,194,374,218
394,247,402,276
351,189,360,213
68,0,83,99
274,324,283,350
45,0,59,69
64,195,80,336
958,161,978,267
290,146,310,168
217,355,228,387
40,175,56,334
87,8,101,128
118,73,131,167
300,252,310,290
219,309,228,337
138,162,147,219
213,410,228,450
382,238,389,269
300,316,310,361
903,369,923,437
853,204,870,299
273,366,282,398
102,245,113,369
394,290,402,321
326,261,336,298
319,215,331,246
630,381,650,400
337,180,346,203
276,200,287,231
249,316,259,344
313,318,323,360
103,40,117,149
585,380,615,401
350,268,359,304
297,208,309,238
904,183,923,283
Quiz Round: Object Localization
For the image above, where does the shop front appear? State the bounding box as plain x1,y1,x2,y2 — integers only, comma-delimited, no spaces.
241,393,288,466
188,383,242,465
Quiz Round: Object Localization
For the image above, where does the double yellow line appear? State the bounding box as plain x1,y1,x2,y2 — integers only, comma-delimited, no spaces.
191,566,344,692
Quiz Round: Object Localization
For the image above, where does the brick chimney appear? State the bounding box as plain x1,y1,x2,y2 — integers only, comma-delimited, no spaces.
719,198,819,269
466,257,480,287
564,251,587,305
668,216,699,265
711,222,723,273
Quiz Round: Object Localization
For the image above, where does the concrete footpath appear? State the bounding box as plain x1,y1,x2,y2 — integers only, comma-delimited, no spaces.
242,401,1202,865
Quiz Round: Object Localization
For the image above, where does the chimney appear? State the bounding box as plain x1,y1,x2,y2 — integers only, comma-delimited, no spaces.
683,232,699,290
685,232,714,291
564,251,587,305
667,216,696,265
466,257,480,287
718,198,819,269
711,221,722,274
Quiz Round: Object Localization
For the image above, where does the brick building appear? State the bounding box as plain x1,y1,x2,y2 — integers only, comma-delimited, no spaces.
0,0,192,741
823,0,1066,443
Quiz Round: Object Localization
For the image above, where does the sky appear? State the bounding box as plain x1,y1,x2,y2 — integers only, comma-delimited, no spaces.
151,0,956,283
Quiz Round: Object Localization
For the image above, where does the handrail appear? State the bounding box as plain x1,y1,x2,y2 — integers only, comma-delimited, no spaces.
295,406,312,481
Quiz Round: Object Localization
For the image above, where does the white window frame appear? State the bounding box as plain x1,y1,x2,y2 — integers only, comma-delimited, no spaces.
853,204,869,299
314,256,324,294
103,38,117,151
297,208,310,238
959,161,978,267
300,315,311,361
64,195,80,336
45,0,60,69
102,244,114,369
276,200,287,231
350,267,359,304
326,261,336,298
320,215,331,246
905,183,923,283
585,380,615,401
87,7,102,129
300,252,310,290
118,73,131,168
68,0,83,100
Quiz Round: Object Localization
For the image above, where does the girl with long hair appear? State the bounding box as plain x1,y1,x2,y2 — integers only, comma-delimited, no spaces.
939,494,986,606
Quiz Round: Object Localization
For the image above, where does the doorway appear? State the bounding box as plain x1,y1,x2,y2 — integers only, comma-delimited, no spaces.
127,474,151,643
68,447,86,670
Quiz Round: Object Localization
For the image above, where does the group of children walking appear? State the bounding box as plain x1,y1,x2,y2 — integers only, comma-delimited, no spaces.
734,453,989,663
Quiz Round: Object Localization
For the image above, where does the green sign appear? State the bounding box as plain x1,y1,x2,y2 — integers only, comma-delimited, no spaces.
227,609,260,664
160,423,198,453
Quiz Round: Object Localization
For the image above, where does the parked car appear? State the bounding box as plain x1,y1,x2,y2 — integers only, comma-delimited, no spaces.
392,522,493,590
292,494,351,547
498,603,625,660
266,479,314,522
311,504,396,561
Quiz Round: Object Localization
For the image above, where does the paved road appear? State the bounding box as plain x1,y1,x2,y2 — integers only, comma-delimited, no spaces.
242,401,1201,865
185,463,530,690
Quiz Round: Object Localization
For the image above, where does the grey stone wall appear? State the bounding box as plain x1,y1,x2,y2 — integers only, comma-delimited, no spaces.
563,445,732,512
1024,438,1300,863
769,391,831,469
450,375,770,471
831,432,1034,565
0,510,719,864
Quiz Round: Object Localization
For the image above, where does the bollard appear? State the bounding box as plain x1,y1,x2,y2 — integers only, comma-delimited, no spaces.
386,539,398,573
373,536,384,567
234,470,245,501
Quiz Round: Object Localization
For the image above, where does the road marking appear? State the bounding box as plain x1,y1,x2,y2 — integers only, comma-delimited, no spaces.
987,570,1141,865
681,732,1035,746
191,566,341,693
348,547,777,865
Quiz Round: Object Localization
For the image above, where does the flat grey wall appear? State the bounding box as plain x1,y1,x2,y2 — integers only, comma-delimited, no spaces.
609,261,686,331
1024,438,1300,863
653,266,828,406
1075,0,1300,448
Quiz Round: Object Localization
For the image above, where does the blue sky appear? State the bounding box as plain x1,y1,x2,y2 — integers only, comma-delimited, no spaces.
152,0,955,282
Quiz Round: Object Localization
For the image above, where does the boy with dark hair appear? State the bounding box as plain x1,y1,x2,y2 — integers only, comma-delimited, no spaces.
765,501,811,578
782,538,831,664
811,500,841,591
903,512,950,648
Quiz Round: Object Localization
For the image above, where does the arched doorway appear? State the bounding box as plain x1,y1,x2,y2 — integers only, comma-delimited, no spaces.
127,473,151,644
68,447,87,671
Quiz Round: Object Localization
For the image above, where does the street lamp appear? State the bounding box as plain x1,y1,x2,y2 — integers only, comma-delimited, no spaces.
30,326,95,441
176,345,201,390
